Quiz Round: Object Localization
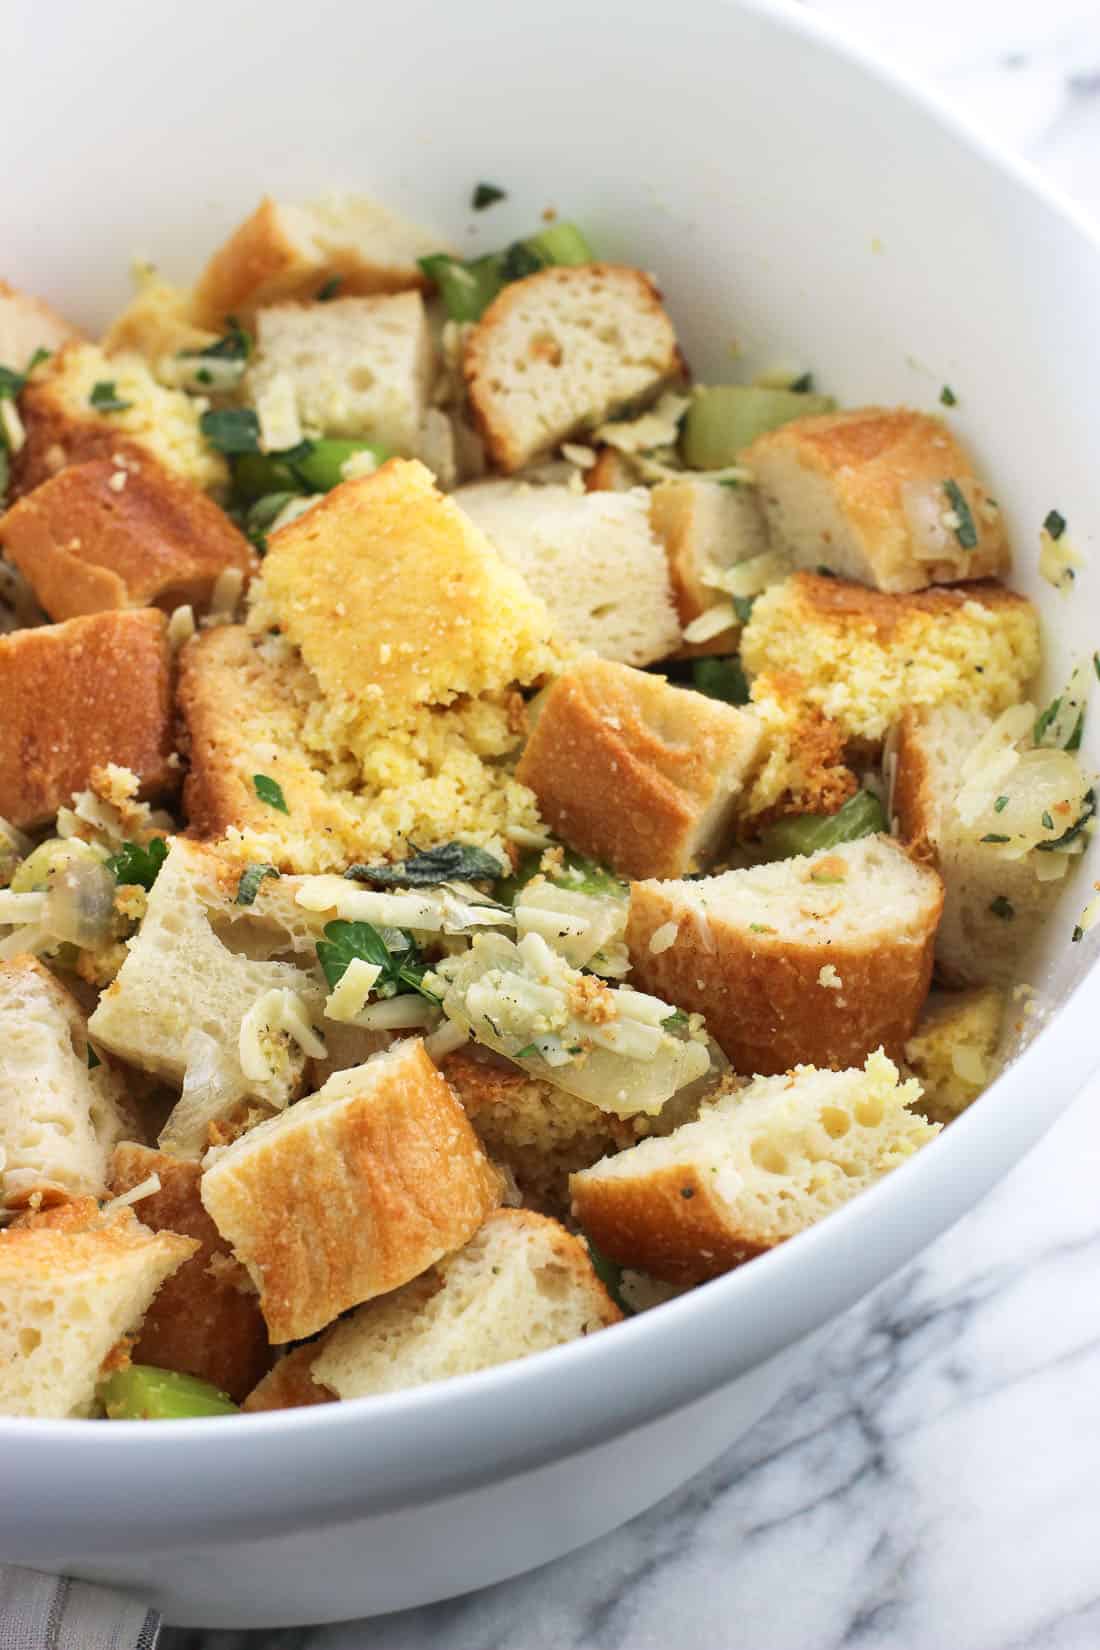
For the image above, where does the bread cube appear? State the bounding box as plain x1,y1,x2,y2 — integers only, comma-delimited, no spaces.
250,459,561,746
627,834,944,1073
245,292,432,454
311,1209,620,1399
454,481,680,667
649,477,771,655
744,407,1009,593
0,459,255,621
464,265,684,472
570,1051,937,1284
191,193,443,326
441,1046,635,1217
0,608,176,828
0,1202,196,1417
891,703,1089,986
903,987,1004,1125
0,279,81,367
101,274,218,372
740,572,1040,748
741,672,857,823
0,956,130,1206
88,838,324,1151
199,1039,502,1342
108,1144,270,1401
242,1341,335,1412
13,342,228,497
516,659,764,878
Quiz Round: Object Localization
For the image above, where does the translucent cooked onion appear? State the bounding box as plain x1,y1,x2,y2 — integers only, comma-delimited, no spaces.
42,858,117,947
966,748,1092,855
159,1030,242,1159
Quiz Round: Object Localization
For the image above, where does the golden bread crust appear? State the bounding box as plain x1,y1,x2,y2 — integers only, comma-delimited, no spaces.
571,1160,768,1285
516,660,763,878
109,1143,271,1402
0,607,176,827
242,1341,336,1412
0,459,255,621
199,1041,502,1342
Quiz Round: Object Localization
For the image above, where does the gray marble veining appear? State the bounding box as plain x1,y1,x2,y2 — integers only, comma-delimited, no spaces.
166,6,1100,1644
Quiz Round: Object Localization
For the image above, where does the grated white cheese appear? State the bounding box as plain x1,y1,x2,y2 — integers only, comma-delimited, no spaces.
683,602,737,645
101,1171,162,1216
324,956,384,1025
239,989,327,1086
648,921,679,955
0,398,25,454
208,566,245,622
167,603,197,650
255,370,303,453
818,964,843,990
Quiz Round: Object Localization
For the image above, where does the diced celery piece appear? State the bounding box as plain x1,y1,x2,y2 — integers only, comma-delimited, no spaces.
680,385,836,469
99,1364,239,1421
293,439,389,492
233,438,389,503
232,450,302,502
758,790,887,862
526,221,594,267
691,656,750,706
496,847,624,906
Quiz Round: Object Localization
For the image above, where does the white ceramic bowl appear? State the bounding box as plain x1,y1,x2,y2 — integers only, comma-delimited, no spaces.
3,0,1099,1627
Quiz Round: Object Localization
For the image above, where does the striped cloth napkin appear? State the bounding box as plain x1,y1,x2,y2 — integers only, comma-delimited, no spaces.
0,1566,159,1649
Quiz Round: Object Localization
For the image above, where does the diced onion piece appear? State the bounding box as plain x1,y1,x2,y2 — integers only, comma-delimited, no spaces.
614,987,677,1026
0,922,50,961
593,392,692,454
0,890,47,925
648,920,679,955
966,748,1091,855
705,548,789,600
159,1030,242,1159
42,859,117,947
0,398,25,454
423,1018,468,1061
900,479,956,562
352,995,438,1030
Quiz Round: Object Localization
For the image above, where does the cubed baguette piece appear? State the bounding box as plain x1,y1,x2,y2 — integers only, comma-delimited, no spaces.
570,1051,937,1284
890,703,1087,986
454,481,681,666
744,407,1009,593
249,459,561,747
627,835,944,1073
584,446,637,493
0,279,81,366
0,459,255,621
0,956,130,1206
740,573,1040,748
516,659,764,879
191,194,443,326
648,478,771,655
109,1144,271,1401
245,292,432,454
242,1341,336,1413
13,342,228,496
441,1046,636,1217
464,265,685,473
89,838,324,1151
0,608,176,828
312,1208,620,1400
199,1039,502,1342
903,987,1005,1125
0,1201,197,1417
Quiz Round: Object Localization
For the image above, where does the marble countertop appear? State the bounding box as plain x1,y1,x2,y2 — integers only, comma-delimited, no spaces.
166,6,1100,1647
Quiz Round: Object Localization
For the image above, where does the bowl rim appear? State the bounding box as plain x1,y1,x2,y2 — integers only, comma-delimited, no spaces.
4,0,1100,1551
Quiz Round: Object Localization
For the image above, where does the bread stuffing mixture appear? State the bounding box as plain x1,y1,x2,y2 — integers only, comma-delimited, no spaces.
0,189,1094,1419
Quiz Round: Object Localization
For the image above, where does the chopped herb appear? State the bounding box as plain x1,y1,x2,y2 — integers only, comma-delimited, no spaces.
567,1046,584,1056
691,655,750,706
201,407,261,455
244,490,298,553
749,923,774,933
662,1010,688,1028
514,1043,540,1059
989,895,1015,920
316,277,343,302
732,595,756,626
179,317,252,363
939,384,958,406
1066,711,1085,752
106,837,168,891
980,833,1010,844
499,241,545,282
943,479,978,549
87,1044,101,1070
252,774,288,813
345,840,505,888
584,1238,634,1315
994,795,1009,813
1044,509,1066,541
89,380,132,412
1093,652,1100,683
236,864,280,905
1073,925,1084,943
815,565,838,577
472,182,507,211
0,446,9,498
1036,789,1096,852
679,1186,696,1200
0,348,49,402
316,918,438,1001
1041,811,1055,832
789,372,814,393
